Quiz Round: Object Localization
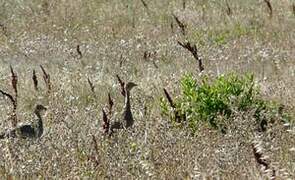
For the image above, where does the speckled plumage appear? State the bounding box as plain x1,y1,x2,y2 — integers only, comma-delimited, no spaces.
0,104,47,139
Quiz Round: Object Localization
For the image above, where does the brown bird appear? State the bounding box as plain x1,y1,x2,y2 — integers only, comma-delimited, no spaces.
110,82,137,133
0,104,47,139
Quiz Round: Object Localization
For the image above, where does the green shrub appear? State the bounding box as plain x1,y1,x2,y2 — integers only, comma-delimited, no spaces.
160,73,289,133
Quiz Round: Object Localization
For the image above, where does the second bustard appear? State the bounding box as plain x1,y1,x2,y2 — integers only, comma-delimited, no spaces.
0,104,47,139
110,82,137,132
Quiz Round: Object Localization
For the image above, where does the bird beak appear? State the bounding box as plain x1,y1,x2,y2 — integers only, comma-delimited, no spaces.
132,82,138,87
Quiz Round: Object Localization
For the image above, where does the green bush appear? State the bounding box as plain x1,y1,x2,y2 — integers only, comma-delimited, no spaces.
160,73,289,133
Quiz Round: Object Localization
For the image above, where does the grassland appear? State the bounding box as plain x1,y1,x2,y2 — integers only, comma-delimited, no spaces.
0,0,294,179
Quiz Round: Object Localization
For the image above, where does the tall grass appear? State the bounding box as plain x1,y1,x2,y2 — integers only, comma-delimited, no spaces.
0,0,294,178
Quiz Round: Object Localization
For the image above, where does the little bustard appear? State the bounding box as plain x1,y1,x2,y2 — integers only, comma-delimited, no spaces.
110,82,137,133
0,104,47,139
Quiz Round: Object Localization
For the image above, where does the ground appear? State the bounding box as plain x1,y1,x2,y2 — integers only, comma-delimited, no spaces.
0,0,294,179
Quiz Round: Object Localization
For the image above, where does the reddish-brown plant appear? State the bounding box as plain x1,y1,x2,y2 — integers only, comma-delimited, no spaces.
140,0,149,11
10,65,18,100
40,65,51,94
108,92,114,117
178,41,204,72
90,135,100,167
102,108,110,134
163,88,183,123
252,142,276,179
0,90,17,127
263,0,273,18
225,0,232,16
87,77,95,94
76,45,82,59
116,75,126,97
172,14,186,36
32,69,38,91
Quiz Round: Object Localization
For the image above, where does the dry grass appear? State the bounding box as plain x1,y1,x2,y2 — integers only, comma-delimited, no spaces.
0,0,294,178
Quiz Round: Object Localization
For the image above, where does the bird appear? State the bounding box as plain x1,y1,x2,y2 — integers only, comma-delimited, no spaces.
0,104,47,139
109,82,137,134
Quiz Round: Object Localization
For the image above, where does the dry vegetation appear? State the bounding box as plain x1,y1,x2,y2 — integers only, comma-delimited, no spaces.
0,0,294,179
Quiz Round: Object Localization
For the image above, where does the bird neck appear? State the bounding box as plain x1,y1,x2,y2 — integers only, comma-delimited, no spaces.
123,90,133,128
124,90,131,110
35,111,43,136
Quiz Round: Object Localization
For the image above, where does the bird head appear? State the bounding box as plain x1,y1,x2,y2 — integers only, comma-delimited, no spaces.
34,104,47,115
125,82,137,92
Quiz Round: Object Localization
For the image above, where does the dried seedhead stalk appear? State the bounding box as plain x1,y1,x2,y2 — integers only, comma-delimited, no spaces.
182,0,186,10
0,90,15,106
92,135,99,154
10,65,18,99
172,14,186,36
263,0,273,18
163,88,176,109
119,54,126,68
102,108,110,134
143,51,158,68
143,51,151,60
76,45,82,59
252,142,276,179
108,92,114,117
163,88,183,123
116,75,126,97
170,21,174,33
143,51,157,60
178,41,204,72
0,90,17,127
140,0,149,11
0,23,8,37
90,134,100,167
40,65,51,94
41,1,50,15
87,77,95,94
225,0,232,16
32,69,38,91
8,65,18,127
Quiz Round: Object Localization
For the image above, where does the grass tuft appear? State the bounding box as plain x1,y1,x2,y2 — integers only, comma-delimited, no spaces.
161,73,291,134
